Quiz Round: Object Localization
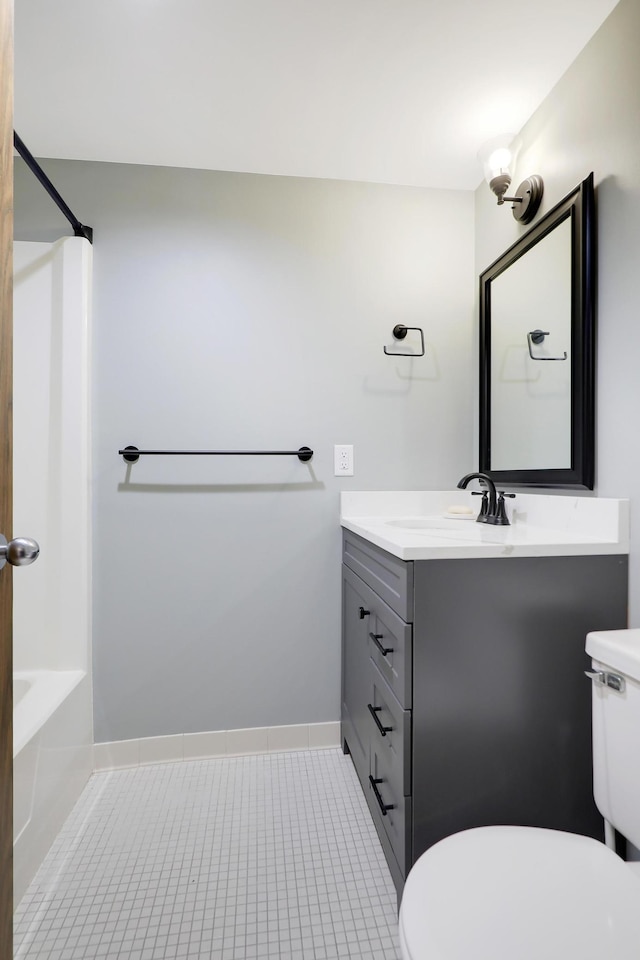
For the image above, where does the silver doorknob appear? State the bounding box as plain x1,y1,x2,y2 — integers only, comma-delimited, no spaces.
0,535,40,571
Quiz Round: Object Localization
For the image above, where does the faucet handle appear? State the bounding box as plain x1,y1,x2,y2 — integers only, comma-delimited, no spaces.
471,490,489,517
494,491,515,525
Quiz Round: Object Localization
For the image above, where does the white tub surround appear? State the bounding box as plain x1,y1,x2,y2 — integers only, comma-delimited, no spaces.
341,491,629,560
13,238,93,907
13,238,93,675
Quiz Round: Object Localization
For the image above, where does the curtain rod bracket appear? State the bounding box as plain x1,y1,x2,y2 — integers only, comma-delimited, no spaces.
74,224,93,243
14,131,94,244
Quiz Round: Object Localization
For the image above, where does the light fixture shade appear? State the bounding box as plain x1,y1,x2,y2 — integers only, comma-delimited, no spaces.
477,133,543,221
477,134,515,185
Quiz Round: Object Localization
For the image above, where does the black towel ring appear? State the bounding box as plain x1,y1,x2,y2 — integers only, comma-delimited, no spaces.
383,324,425,357
527,329,567,361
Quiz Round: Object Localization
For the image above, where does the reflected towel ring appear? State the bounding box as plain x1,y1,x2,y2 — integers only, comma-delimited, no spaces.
527,329,567,361
383,324,425,356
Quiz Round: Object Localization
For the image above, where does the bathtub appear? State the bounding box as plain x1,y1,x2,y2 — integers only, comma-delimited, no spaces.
14,670,86,755
13,670,93,906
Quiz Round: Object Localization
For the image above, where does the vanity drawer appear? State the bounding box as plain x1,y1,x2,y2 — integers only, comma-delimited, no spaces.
369,738,411,876
343,530,413,622
368,659,411,796
370,600,412,709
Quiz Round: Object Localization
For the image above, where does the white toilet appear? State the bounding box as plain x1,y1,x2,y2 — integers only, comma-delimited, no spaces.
398,628,640,960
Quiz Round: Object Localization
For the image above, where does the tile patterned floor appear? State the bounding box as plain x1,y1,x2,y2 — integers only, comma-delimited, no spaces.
14,749,402,959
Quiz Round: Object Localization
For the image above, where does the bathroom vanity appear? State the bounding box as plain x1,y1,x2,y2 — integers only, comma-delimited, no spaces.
340,491,629,895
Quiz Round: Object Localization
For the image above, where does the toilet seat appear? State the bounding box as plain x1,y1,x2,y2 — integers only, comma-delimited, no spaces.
399,826,640,960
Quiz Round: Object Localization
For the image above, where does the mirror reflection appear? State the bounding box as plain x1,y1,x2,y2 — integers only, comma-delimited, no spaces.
490,217,572,470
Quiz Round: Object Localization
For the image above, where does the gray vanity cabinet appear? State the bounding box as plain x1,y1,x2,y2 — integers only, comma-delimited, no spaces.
341,532,414,889
341,529,629,896
341,564,379,784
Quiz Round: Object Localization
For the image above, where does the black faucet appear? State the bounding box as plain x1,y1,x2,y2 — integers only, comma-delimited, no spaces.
457,472,514,525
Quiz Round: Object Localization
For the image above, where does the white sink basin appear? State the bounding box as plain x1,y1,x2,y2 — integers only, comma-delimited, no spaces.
385,516,508,544
386,516,474,531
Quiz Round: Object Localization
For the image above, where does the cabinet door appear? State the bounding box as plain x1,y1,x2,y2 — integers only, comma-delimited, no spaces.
368,660,412,874
411,555,629,859
369,659,411,797
342,565,376,787
370,742,412,876
370,598,413,709
343,530,413,621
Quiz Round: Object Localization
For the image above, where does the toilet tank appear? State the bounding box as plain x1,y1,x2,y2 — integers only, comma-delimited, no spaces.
586,629,640,851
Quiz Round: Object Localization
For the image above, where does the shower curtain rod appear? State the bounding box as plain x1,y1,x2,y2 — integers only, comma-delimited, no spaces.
14,132,93,243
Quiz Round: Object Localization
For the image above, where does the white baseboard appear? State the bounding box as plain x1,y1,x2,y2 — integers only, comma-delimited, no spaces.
93,721,341,771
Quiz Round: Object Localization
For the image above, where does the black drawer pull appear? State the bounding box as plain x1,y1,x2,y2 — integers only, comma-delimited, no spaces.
359,606,370,619
367,703,393,737
369,632,393,657
369,775,395,816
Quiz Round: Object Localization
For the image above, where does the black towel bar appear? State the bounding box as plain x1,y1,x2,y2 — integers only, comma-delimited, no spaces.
119,445,313,464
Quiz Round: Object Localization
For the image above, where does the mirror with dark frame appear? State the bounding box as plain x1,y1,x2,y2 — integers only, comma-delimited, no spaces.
479,172,595,489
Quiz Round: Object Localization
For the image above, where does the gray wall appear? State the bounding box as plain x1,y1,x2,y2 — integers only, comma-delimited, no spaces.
474,0,640,622
14,162,475,742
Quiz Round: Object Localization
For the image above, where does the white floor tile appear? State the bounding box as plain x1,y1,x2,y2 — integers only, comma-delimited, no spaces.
14,749,401,959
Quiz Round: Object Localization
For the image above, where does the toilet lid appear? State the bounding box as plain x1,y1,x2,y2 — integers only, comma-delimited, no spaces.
399,826,640,960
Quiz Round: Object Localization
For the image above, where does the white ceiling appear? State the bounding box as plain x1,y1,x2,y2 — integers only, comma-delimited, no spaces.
14,0,620,191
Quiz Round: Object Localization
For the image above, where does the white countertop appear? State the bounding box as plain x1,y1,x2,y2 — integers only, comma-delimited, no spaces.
340,490,630,561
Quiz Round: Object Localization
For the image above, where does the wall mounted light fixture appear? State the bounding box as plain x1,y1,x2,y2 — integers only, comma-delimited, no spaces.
478,135,543,225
